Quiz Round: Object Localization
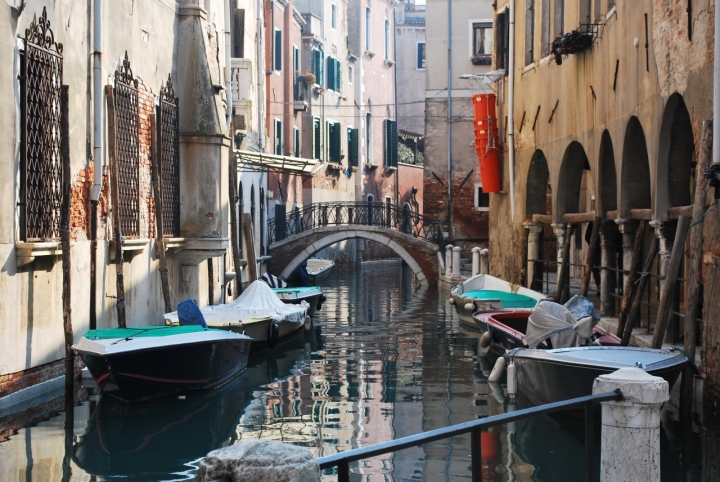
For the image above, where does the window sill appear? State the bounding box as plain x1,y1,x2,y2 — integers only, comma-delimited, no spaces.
606,6,616,21
364,50,376,58
383,59,395,67
385,165,397,172
109,238,150,261
16,241,63,268
476,207,490,212
365,163,378,170
327,162,344,171
522,63,536,74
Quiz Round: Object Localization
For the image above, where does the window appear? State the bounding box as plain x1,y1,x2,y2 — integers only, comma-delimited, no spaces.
554,0,564,38
473,22,493,57
312,49,324,85
541,0,550,58
525,0,535,65
348,127,359,167
365,8,372,50
416,42,426,69
384,119,397,168
293,127,300,157
326,57,342,91
348,64,353,84
475,184,490,211
274,29,282,71
366,113,373,163
313,117,321,159
293,45,300,100
495,10,509,72
328,121,342,163
231,2,245,58
580,0,591,24
331,3,337,29
384,19,390,58
274,119,283,155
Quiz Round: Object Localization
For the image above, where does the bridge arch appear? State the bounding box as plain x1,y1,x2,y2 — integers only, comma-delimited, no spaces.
269,225,439,287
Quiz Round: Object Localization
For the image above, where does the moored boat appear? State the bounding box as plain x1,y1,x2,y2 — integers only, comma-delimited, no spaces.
165,280,310,348
73,325,252,402
504,346,688,406
306,257,335,282
272,285,326,318
450,274,548,323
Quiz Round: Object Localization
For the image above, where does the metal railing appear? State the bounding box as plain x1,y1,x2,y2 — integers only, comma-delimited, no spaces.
268,202,444,246
317,390,623,482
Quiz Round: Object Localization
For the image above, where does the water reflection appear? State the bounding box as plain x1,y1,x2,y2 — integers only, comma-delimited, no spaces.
0,262,701,481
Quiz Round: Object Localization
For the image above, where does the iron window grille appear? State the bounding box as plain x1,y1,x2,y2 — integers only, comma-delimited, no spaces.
112,52,141,238
158,75,181,237
20,8,65,242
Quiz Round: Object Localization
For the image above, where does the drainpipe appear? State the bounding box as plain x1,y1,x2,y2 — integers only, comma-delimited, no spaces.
90,0,103,330
257,0,265,148
393,7,399,207
507,0,516,221
225,0,233,130
447,0,453,235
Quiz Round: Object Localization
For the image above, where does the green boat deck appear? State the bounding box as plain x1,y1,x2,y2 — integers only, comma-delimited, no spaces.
463,290,539,309
81,325,216,340
272,286,321,294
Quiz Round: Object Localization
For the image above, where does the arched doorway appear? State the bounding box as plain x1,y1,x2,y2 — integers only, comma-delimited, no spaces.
525,150,553,292
658,93,694,215
598,130,621,315
621,117,651,215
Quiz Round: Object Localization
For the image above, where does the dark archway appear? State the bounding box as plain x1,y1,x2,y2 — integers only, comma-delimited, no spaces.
526,150,550,217
658,93,694,214
598,130,617,215
557,141,592,220
238,182,244,257
621,117,651,215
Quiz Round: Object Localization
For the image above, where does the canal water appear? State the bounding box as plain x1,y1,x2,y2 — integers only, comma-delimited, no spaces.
0,262,700,481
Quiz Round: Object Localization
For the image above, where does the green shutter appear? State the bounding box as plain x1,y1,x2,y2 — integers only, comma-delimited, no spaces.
274,30,282,71
330,122,342,162
335,59,342,92
349,128,359,167
385,120,397,167
313,117,321,159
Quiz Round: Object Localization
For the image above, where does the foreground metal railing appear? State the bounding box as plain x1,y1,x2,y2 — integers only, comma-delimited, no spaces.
317,390,623,482
268,201,444,246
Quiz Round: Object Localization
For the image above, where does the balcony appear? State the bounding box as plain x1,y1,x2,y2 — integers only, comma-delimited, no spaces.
230,58,254,129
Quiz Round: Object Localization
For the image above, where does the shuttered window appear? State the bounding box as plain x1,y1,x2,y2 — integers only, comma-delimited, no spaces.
326,57,342,92
384,120,397,168
348,128,359,167
313,117,321,159
313,49,324,86
328,121,342,162
274,29,282,71
274,119,283,155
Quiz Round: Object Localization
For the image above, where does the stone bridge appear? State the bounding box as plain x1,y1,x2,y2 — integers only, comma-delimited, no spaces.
267,225,441,286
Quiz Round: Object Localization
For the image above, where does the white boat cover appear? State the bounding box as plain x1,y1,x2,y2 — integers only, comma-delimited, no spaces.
525,299,596,349
164,280,307,324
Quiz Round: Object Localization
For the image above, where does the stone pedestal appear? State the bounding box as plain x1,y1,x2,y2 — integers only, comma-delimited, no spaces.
593,368,670,482
472,247,481,276
452,246,462,277
445,245,454,277
480,248,489,275
524,222,543,289
551,223,566,282
199,440,320,482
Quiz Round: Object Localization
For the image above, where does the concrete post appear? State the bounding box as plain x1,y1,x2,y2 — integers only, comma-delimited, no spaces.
452,246,462,277
445,244,454,277
593,367,670,482
471,247,481,276
551,223,566,282
480,248,489,274
615,219,638,289
199,440,320,482
523,222,543,289
600,224,618,316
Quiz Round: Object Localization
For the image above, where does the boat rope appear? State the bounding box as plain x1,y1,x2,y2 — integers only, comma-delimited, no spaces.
689,201,717,228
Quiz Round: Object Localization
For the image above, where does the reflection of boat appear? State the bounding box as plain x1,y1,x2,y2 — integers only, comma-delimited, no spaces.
73,374,251,479
73,326,252,402
306,257,335,282
165,281,309,348
450,274,548,323
474,310,620,355
504,346,688,406
272,286,326,318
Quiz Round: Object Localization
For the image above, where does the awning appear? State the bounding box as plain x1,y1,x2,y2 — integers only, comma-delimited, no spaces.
235,150,320,175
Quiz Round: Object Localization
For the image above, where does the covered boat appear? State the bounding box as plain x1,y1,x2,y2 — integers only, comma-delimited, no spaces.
73,325,252,402
306,257,335,282
272,285,326,318
504,345,688,406
450,274,548,323
165,280,309,348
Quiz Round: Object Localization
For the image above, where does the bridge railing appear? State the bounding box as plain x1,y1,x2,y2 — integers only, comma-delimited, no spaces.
268,202,444,246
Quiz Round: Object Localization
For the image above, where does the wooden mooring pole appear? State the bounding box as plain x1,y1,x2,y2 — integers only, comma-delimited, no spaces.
150,113,173,313
615,220,646,338
242,213,258,283
621,235,658,346
106,85,126,328
651,215,691,348
580,216,601,297
229,148,244,297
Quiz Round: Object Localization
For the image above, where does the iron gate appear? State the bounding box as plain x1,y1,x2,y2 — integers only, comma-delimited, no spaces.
113,52,140,237
158,75,180,237
21,8,64,241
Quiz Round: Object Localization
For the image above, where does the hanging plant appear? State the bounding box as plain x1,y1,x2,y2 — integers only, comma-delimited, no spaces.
551,29,594,65
301,71,316,86
471,54,492,66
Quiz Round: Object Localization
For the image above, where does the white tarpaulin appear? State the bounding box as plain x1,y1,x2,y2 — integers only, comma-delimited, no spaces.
164,280,307,325
526,299,597,349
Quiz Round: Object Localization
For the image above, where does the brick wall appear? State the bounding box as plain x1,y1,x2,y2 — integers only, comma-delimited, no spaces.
423,169,489,241
138,89,156,239
0,357,83,400
69,164,109,241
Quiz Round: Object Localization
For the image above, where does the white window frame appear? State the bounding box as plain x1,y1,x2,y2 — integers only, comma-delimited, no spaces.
274,28,282,72
348,64,353,84
384,19,390,59
469,19,494,59
365,8,372,51
416,41,426,70
474,182,490,212
331,3,338,29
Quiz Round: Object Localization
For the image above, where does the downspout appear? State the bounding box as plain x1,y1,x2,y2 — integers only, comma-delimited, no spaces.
393,7,399,207
257,0,265,149
446,0,453,234
90,0,103,330
507,0,516,221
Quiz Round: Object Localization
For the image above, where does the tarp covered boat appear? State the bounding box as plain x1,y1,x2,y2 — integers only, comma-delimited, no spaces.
306,257,335,282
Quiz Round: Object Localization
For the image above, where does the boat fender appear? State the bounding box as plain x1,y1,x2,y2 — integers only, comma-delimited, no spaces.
267,321,280,348
448,298,455,305
507,361,517,398
479,332,492,349
464,302,475,312
304,315,313,331
488,357,506,383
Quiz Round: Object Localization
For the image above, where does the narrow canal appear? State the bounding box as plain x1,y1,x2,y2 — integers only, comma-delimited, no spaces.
0,262,700,481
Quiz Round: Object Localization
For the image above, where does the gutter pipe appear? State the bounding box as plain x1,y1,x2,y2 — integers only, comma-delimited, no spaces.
91,0,103,201
507,0,516,221
447,0,452,232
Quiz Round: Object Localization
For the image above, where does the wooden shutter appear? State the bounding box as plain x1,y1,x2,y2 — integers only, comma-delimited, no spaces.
385,120,397,167
335,59,342,92
349,128,359,167
274,30,282,71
